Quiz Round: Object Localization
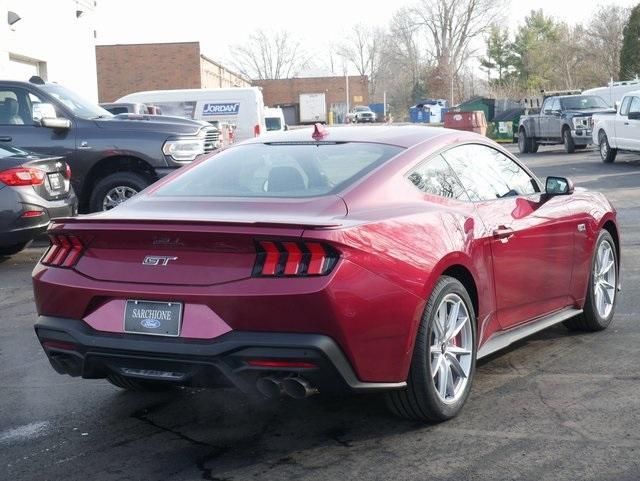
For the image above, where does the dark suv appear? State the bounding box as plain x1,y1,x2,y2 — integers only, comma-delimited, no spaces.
0,77,219,212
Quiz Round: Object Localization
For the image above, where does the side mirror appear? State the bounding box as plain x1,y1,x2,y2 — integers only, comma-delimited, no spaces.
552,109,562,116
41,117,71,130
284,124,289,131
615,100,621,112
628,111,640,120
545,176,574,196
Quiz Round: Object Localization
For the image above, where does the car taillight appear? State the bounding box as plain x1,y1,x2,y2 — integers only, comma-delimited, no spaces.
41,234,84,268
0,167,45,186
254,124,261,136
253,240,339,277
65,164,71,179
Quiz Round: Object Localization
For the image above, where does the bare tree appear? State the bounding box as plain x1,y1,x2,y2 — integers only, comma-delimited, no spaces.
229,29,310,80
587,5,629,81
336,24,385,98
411,0,505,102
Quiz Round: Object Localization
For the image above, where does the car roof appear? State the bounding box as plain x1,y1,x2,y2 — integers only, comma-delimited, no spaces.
248,125,465,148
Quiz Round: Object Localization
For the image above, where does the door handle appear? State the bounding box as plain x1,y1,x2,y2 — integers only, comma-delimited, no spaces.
0,136,11,142
493,226,514,242
624,122,630,125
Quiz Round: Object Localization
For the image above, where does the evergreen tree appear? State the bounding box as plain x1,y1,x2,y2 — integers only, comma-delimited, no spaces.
619,4,640,80
480,25,516,84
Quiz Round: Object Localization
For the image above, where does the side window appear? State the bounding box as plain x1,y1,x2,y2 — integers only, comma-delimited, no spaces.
0,89,30,126
408,155,469,201
628,97,640,115
620,97,631,116
551,98,561,111
443,144,539,201
542,99,552,114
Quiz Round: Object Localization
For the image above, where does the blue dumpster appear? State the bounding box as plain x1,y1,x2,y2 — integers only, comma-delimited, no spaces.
409,106,431,123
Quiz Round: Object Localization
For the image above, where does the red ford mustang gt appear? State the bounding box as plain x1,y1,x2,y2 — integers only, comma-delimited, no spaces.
33,125,620,421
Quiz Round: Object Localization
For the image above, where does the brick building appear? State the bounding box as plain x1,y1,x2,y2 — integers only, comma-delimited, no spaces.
95,41,250,102
254,76,369,125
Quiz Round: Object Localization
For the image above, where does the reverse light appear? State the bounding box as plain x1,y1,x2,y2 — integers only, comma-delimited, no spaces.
253,240,339,277
0,167,45,186
41,234,84,268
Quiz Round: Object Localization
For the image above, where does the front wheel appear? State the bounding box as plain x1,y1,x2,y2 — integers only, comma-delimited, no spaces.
563,128,576,153
564,230,618,331
386,276,476,422
599,133,617,163
89,172,150,212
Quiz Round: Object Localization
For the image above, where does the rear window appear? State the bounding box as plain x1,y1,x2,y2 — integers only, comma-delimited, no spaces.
155,142,403,198
265,117,282,131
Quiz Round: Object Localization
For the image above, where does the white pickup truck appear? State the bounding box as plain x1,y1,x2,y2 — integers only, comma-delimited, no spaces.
592,90,640,163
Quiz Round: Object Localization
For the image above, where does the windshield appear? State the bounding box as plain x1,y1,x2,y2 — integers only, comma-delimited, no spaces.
354,106,370,112
40,84,113,119
265,117,282,131
560,96,608,110
155,142,403,198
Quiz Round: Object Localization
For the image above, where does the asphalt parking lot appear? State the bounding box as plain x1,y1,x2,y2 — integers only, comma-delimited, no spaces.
2,144,639,481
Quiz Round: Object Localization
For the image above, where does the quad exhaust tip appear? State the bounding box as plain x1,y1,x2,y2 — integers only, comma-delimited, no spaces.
281,376,319,399
256,376,319,399
256,376,284,398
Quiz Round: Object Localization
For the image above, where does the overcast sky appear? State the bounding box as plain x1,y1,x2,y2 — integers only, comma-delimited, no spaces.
96,0,638,73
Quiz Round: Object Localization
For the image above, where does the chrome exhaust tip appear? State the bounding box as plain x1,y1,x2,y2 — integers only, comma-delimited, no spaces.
281,376,319,399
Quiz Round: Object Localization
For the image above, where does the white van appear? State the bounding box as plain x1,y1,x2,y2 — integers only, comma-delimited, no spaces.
583,78,640,108
264,107,287,132
117,87,266,142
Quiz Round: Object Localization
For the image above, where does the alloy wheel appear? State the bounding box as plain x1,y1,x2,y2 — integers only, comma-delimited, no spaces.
593,239,616,319
430,293,473,404
102,186,138,210
600,137,608,159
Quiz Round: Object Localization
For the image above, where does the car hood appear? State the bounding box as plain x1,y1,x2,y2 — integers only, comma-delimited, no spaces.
94,117,203,135
565,108,616,116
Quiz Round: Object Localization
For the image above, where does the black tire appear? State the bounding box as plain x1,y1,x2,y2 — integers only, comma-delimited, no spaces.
89,172,150,213
385,276,477,422
518,129,530,154
599,132,617,163
0,242,29,256
563,128,576,153
564,230,618,332
107,374,177,392
529,139,539,153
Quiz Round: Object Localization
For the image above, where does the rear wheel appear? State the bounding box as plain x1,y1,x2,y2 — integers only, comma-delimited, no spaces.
599,132,617,163
89,172,150,212
563,128,576,153
0,242,29,256
107,374,177,392
518,129,530,154
564,230,618,331
386,276,476,422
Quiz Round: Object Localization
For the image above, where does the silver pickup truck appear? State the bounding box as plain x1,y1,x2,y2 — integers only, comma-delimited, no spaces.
518,95,612,154
592,90,640,163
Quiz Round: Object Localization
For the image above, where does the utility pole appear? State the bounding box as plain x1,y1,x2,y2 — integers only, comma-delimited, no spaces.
345,70,350,123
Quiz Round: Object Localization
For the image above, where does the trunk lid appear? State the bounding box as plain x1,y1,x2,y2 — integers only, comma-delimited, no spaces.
57,195,346,286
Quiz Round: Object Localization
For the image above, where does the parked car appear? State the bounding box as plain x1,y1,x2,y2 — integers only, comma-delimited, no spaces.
117,87,266,142
264,107,287,132
518,95,613,154
0,143,76,256
592,90,640,163
0,77,219,212
33,125,619,422
347,105,377,123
